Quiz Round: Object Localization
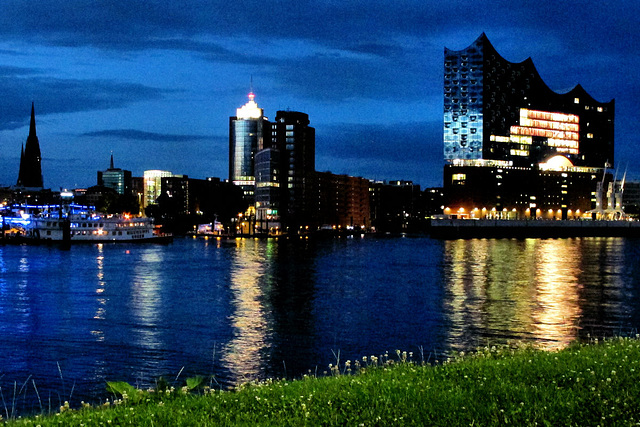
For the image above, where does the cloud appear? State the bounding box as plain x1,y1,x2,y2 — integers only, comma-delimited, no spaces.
1,0,639,61
82,129,210,143
0,65,39,76
0,72,166,130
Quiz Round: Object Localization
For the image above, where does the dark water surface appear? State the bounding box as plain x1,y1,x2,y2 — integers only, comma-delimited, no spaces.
1,236,640,409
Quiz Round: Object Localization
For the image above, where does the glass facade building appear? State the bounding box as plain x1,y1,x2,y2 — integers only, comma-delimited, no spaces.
97,155,131,195
229,93,269,203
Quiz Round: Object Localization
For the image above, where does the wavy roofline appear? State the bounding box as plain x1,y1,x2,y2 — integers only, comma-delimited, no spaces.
445,33,614,106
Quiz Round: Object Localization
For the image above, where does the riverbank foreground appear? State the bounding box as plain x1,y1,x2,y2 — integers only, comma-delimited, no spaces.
6,337,640,426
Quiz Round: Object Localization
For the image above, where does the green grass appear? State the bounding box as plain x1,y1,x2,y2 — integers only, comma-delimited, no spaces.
5,337,640,426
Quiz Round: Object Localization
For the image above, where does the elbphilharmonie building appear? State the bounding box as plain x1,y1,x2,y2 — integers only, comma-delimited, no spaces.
442,34,616,219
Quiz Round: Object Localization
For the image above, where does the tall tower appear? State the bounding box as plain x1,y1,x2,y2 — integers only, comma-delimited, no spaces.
229,91,270,203
16,103,44,188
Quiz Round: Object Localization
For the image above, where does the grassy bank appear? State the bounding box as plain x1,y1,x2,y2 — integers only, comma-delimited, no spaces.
5,337,640,426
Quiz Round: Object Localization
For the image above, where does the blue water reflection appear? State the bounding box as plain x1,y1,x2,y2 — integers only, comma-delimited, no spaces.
0,236,640,412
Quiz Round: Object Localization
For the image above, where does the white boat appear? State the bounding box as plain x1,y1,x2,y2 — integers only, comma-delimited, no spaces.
2,204,171,244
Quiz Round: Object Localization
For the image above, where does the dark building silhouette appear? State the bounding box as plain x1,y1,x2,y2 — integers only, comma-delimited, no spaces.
369,180,425,232
155,176,246,233
313,172,370,230
262,110,315,230
16,103,44,189
442,34,615,218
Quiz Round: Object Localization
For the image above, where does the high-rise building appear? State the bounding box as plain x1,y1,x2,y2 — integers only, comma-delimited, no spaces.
270,110,315,227
229,92,270,203
16,103,44,189
97,154,132,195
254,110,316,232
442,34,615,218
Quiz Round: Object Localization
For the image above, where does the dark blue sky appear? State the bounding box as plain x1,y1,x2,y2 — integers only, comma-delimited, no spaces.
1,1,638,189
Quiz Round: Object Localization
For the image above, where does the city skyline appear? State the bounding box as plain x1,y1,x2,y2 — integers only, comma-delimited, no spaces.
1,1,638,189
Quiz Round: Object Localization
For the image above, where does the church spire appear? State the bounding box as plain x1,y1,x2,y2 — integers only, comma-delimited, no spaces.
29,102,37,138
16,102,44,188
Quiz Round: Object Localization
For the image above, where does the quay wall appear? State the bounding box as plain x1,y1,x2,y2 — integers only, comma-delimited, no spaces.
429,219,640,239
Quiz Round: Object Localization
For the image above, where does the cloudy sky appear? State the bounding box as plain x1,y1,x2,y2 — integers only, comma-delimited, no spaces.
0,1,638,190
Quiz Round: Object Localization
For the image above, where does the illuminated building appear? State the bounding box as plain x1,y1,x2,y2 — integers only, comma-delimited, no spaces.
16,103,44,189
229,92,270,203
97,154,132,195
442,34,615,217
143,170,172,211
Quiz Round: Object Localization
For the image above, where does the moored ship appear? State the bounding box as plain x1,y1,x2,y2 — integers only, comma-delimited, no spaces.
1,203,171,244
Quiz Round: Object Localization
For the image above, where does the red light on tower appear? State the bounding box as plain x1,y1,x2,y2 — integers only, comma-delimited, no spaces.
248,92,255,102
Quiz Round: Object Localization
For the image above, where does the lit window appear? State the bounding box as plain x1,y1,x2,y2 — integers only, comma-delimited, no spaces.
574,98,580,104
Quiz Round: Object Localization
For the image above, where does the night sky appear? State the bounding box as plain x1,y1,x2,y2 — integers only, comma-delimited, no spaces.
1,1,638,190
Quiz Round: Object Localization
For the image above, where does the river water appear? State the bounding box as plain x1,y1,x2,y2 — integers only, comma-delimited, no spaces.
1,235,640,410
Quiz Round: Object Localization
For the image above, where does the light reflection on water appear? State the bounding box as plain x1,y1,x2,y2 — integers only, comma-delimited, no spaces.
221,238,271,383
91,244,106,340
130,248,163,351
0,236,640,413
533,239,582,349
441,237,637,351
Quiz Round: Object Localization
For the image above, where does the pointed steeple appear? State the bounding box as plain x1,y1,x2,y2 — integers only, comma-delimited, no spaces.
110,152,115,169
16,102,43,188
29,102,37,138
